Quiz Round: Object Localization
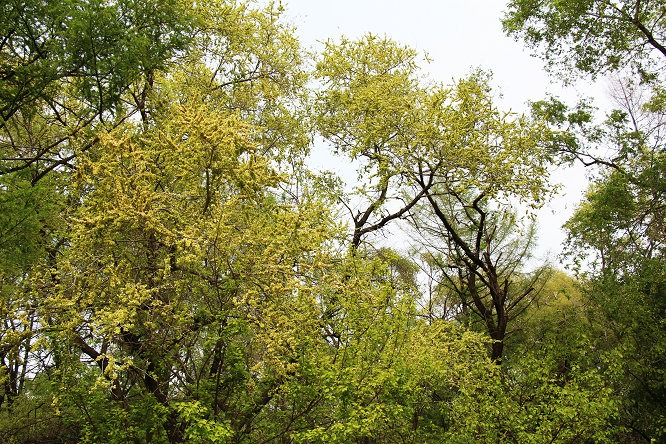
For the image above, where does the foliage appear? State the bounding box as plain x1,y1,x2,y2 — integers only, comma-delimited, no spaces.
503,0,666,81
0,0,198,179
0,0,653,442
506,0,666,441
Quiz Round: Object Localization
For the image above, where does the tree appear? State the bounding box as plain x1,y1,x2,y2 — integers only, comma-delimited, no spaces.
0,1,321,441
564,161,666,441
505,0,666,440
2,1,650,441
503,0,666,81
0,0,198,179
313,34,433,250
406,74,552,362
314,35,554,363
412,203,547,362
0,0,198,435
11,99,334,443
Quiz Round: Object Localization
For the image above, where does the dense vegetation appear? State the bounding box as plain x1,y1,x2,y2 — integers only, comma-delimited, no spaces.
0,0,663,442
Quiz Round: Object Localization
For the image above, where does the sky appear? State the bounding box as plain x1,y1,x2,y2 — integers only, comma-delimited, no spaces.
280,0,608,263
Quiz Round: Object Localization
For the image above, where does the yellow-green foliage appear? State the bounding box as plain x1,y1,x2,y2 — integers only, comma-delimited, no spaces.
0,1,639,443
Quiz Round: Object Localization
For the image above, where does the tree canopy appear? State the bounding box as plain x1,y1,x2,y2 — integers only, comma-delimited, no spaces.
0,0,662,442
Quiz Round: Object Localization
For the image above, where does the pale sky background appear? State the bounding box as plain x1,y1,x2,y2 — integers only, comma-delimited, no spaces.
281,0,610,264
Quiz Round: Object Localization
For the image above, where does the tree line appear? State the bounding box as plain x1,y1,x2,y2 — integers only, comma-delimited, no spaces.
0,0,663,442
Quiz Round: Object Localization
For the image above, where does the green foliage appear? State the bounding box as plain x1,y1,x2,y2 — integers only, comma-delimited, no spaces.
174,401,232,444
0,0,197,122
507,1,666,439
503,0,666,81
1,1,654,442
558,87,665,443
503,272,622,442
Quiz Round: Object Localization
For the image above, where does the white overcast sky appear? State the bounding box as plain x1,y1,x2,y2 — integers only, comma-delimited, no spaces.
281,0,609,263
